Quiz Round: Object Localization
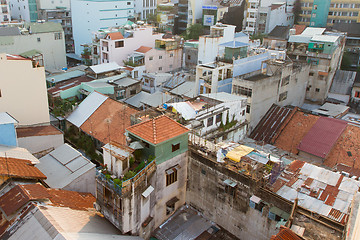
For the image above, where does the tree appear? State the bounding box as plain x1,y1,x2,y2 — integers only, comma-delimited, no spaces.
184,24,204,40
81,45,92,66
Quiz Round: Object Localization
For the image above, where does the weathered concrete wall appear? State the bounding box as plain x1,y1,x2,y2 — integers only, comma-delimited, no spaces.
64,167,96,196
186,150,280,240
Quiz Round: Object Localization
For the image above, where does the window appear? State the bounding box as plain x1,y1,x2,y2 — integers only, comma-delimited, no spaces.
169,64,173,69
315,88,320,92
116,90,125,100
233,85,252,97
159,55,163,59
127,1,131,5
172,143,180,152
37,37,41,42
115,40,124,48
149,56,153,61
355,91,360,98
279,91,288,102
207,116,213,127
158,67,162,71
216,113,222,123
318,75,325,80
309,72,314,76
166,200,176,215
281,76,290,86
166,166,178,186
170,53,173,57
0,89,1,97
246,105,251,114
187,55,191,60
54,32,62,40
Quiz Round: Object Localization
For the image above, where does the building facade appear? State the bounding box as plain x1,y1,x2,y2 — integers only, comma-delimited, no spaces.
298,0,360,27
0,53,50,126
71,0,135,56
0,0,10,22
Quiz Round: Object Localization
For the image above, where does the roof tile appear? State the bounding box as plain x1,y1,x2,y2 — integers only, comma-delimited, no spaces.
16,125,62,138
0,157,46,180
126,115,189,144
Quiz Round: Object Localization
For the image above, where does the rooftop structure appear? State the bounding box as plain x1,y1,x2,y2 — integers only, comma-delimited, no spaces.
67,91,138,146
37,144,96,195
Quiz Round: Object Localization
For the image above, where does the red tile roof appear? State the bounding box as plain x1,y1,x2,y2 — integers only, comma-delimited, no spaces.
135,46,152,53
297,117,347,159
126,115,189,145
250,105,296,144
16,125,62,138
271,226,302,240
0,157,46,180
80,98,138,145
106,32,124,40
6,54,30,61
275,112,319,154
294,25,306,35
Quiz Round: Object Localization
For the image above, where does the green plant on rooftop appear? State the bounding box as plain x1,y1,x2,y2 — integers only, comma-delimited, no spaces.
50,98,76,118
182,24,204,40
81,45,92,66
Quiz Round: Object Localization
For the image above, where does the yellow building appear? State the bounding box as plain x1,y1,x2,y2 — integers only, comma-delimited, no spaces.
298,0,360,26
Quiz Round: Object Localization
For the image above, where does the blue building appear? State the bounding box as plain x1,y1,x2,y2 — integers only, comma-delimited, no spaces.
0,112,18,147
309,0,331,27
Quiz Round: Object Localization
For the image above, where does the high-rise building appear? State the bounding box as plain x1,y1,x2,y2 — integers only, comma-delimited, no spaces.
298,0,360,27
71,0,135,56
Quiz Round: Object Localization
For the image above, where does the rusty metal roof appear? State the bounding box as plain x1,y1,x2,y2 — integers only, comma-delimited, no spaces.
271,226,302,240
297,117,347,159
271,160,360,225
250,104,296,144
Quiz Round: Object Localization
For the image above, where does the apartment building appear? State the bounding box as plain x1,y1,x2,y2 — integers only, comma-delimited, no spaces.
0,22,66,70
71,0,135,56
134,0,157,19
93,25,163,65
298,0,360,27
287,27,346,103
0,53,50,126
0,0,10,22
243,0,295,35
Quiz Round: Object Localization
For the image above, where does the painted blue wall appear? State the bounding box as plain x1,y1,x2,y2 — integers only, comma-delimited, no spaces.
0,123,17,146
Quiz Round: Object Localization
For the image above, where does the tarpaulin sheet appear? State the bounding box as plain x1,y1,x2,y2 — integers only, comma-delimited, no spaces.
226,145,254,162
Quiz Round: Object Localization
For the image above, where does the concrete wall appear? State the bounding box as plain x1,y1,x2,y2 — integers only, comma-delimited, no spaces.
17,134,64,154
0,54,50,126
233,61,309,131
153,151,188,229
64,167,96,196
134,0,157,19
187,150,279,240
0,123,17,147
144,48,183,73
0,31,66,70
0,0,10,22
37,0,70,9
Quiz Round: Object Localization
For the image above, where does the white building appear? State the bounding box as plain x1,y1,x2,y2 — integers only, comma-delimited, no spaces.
0,53,50,126
0,22,66,70
243,0,294,35
198,24,249,65
0,0,10,22
8,0,37,22
94,25,163,65
134,0,157,20
169,92,248,142
71,0,135,56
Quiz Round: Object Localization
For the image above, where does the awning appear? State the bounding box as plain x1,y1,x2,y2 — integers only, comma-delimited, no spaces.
166,197,179,206
224,179,237,187
129,141,145,150
226,145,254,162
165,165,180,175
250,195,261,204
142,185,154,198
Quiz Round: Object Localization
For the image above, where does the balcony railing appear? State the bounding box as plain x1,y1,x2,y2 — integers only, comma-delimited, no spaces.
96,159,156,196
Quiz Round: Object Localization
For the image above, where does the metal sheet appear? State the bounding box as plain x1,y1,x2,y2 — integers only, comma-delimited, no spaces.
67,91,108,127
142,185,154,198
50,143,81,165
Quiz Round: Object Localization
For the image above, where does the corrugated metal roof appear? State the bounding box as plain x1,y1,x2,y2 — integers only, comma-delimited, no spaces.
0,112,18,124
297,117,347,159
67,91,108,127
169,81,197,98
311,35,339,43
29,22,63,33
46,70,85,83
250,105,295,143
0,145,39,164
125,91,173,109
114,77,139,87
200,92,247,103
37,144,95,189
272,160,360,224
89,62,121,74
219,41,249,48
